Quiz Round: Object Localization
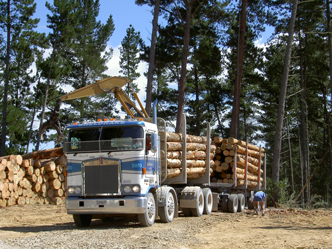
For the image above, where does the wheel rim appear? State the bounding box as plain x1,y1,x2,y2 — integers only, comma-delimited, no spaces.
147,195,156,220
166,194,175,217
198,193,204,213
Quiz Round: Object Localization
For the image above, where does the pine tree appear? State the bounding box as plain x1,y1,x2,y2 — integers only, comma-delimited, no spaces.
119,24,142,98
63,0,115,122
0,0,46,155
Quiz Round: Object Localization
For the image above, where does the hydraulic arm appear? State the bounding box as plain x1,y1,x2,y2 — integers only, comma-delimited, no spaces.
39,76,149,143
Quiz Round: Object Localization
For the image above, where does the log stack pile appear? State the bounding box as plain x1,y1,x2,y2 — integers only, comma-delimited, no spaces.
211,137,264,188
0,147,67,207
161,132,216,179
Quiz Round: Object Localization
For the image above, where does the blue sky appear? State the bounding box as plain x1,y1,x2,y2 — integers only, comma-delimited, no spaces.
34,0,154,47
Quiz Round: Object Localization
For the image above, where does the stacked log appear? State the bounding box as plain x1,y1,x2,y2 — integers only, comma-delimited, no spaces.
160,132,216,179
211,137,264,188
0,148,67,207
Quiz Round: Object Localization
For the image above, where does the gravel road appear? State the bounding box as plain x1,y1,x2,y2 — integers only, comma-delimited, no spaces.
1,205,332,249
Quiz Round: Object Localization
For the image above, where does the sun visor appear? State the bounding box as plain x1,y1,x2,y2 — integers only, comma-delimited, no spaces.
61,76,130,101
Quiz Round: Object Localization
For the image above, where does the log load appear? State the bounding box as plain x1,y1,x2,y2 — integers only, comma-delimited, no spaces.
211,137,265,187
162,131,215,179
0,149,67,207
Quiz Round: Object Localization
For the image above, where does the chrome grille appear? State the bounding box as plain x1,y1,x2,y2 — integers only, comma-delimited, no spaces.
82,158,121,196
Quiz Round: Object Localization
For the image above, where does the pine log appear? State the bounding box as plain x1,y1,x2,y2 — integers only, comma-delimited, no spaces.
0,159,7,166
237,179,262,188
25,166,34,176
34,168,40,176
0,163,5,171
43,174,49,182
225,156,233,163
228,137,239,144
223,150,229,156
167,168,181,178
21,159,30,168
0,171,6,180
32,182,41,192
7,171,14,181
236,145,264,158
42,161,56,172
55,155,67,168
236,157,264,175
236,140,265,153
236,173,259,182
47,171,58,180
58,174,65,182
22,147,64,160
49,179,61,190
56,165,64,174
25,174,37,183
187,160,206,168
37,175,43,184
221,162,230,171
237,154,262,167
0,199,7,207
214,137,223,144
54,188,64,197
166,159,182,168
50,197,63,205
47,188,54,198
215,165,222,173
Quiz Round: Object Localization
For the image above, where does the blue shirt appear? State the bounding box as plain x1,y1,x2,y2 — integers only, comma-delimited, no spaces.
254,191,266,201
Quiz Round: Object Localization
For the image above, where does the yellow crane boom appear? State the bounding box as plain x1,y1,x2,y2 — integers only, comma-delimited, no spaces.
39,76,148,143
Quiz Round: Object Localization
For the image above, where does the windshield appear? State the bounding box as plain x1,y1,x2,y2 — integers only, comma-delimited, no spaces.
65,126,144,153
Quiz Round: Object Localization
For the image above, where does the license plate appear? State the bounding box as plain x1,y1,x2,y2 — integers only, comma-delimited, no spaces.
96,200,107,205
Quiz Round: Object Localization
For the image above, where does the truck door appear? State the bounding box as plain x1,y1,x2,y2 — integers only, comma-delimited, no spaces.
145,133,158,185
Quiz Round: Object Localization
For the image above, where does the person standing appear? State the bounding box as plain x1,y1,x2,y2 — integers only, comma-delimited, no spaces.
253,191,266,215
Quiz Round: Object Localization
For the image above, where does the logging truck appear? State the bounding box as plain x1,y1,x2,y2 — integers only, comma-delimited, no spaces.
42,77,266,227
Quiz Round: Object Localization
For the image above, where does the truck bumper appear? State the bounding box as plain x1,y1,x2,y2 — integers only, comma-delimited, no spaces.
66,197,147,215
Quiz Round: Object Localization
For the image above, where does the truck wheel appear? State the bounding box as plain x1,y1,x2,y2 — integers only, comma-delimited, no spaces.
191,188,204,217
221,195,228,212
138,192,156,227
227,194,238,213
203,188,213,215
73,214,92,227
159,191,175,223
237,194,245,212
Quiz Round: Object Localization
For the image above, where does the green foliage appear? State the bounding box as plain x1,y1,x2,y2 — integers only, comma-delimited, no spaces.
266,177,291,206
119,24,142,97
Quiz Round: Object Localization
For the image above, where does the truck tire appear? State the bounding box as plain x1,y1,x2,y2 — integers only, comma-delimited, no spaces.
73,214,92,227
237,194,245,212
191,188,204,217
203,188,213,215
221,195,229,212
227,194,238,213
159,190,175,223
138,192,156,227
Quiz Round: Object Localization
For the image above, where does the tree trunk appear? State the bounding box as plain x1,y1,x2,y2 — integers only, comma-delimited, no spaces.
1,0,11,156
36,34,58,151
145,0,160,116
175,0,193,133
271,0,298,185
229,0,247,139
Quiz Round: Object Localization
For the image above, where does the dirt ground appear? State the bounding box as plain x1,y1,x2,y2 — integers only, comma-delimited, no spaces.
0,204,331,248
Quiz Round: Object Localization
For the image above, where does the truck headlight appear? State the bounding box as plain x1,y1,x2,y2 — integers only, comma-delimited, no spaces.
68,187,75,194
132,185,140,193
74,187,81,194
123,186,131,193
68,186,81,195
